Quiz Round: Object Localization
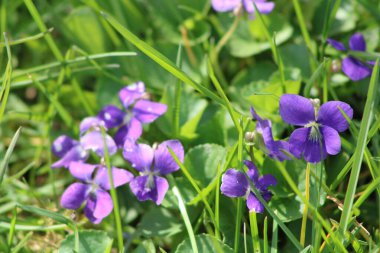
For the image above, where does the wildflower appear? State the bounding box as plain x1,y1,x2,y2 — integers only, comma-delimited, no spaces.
250,106,290,161
123,139,184,205
221,160,276,213
279,94,353,163
211,0,275,19
51,135,88,168
327,33,374,81
98,82,167,147
60,162,133,224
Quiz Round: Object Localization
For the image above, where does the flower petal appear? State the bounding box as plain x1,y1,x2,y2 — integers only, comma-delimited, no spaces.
258,175,277,190
321,126,341,155
342,57,372,81
98,105,125,129
119,81,145,108
51,145,89,169
154,140,184,175
279,94,315,126
114,118,143,148
349,33,366,51
211,0,241,12
244,160,259,183
123,140,154,172
84,190,113,224
221,169,249,198
129,175,169,205
317,101,353,132
94,166,134,190
52,135,78,158
79,117,104,135
303,139,326,163
133,100,167,123
255,1,275,14
326,38,346,51
270,140,291,161
60,183,90,209
80,131,117,157
69,162,96,182
246,193,264,213
289,127,310,159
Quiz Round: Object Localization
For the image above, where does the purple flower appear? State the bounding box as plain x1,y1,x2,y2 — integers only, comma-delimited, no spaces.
98,82,167,147
123,139,184,205
327,33,374,81
221,160,276,213
250,106,290,161
51,119,117,169
60,162,133,224
279,94,353,163
211,0,275,19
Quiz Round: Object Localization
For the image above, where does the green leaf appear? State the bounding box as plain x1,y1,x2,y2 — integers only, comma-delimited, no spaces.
59,230,113,253
138,208,183,238
175,234,234,253
227,13,293,58
18,204,72,225
184,144,227,188
0,127,21,185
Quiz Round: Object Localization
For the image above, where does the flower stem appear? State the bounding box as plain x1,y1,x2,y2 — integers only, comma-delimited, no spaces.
101,128,124,252
249,211,261,253
300,163,310,246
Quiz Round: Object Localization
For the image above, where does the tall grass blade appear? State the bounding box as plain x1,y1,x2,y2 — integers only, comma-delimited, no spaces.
0,33,12,122
0,127,21,185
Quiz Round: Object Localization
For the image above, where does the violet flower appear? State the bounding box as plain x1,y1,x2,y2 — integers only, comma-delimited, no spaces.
123,139,184,205
98,82,167,147
52,135,89,168
60,161,133,224
211,0,275,19
221,160,276,213
250,106,290,161
279,94,353,163
327,33,374,81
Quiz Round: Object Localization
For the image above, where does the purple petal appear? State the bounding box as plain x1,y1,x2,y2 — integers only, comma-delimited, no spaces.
255,1,275,14
211,0,241,12
123,140,154,172
129,175,169,205
349,33,366,51
303,138,326,163
114,118,143,148
133,100,167,123
153,140,184,175
84,190,113,224
79,117,104,135
119,81,145,108
326,38,346,51
51,145,89,169
321,126,341,155
279,94,315,126
258,174,277,190
98,105,125,129
68,162,96,182
342,57,372,81
289,127,310,159
60,183,90,209
52,135,78,158
246,193,264,213
317,101,353,132
94,166,134,190
270,140,291,161
221,169,249,197
80,131,117,157
244,160,259,183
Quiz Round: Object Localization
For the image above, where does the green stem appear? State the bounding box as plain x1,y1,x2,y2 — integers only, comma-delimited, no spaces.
234,198,243,253
300,163,310,246
249,211,261,253
263,217,268,253
101,128,124,252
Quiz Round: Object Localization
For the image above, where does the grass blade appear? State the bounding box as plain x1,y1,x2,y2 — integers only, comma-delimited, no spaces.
339,59,380,237
0,127,22,185
101,11,224,105
0,32,12,122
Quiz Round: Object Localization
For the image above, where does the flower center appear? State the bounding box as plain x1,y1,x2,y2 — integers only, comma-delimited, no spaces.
305,121,322,142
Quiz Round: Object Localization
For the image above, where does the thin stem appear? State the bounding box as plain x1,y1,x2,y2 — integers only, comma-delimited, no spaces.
249,211,261,253
263,217,268,253
101,128,124,252
234,198,243,253
300,163,310,246
214,13,240,56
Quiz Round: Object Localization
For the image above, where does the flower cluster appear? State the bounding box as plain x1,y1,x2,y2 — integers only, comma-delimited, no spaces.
211,0,275,19
52,82,184,223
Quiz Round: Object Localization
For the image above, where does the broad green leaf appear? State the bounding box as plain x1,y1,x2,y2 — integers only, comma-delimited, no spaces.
175,234,234,253
59,230,113,253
